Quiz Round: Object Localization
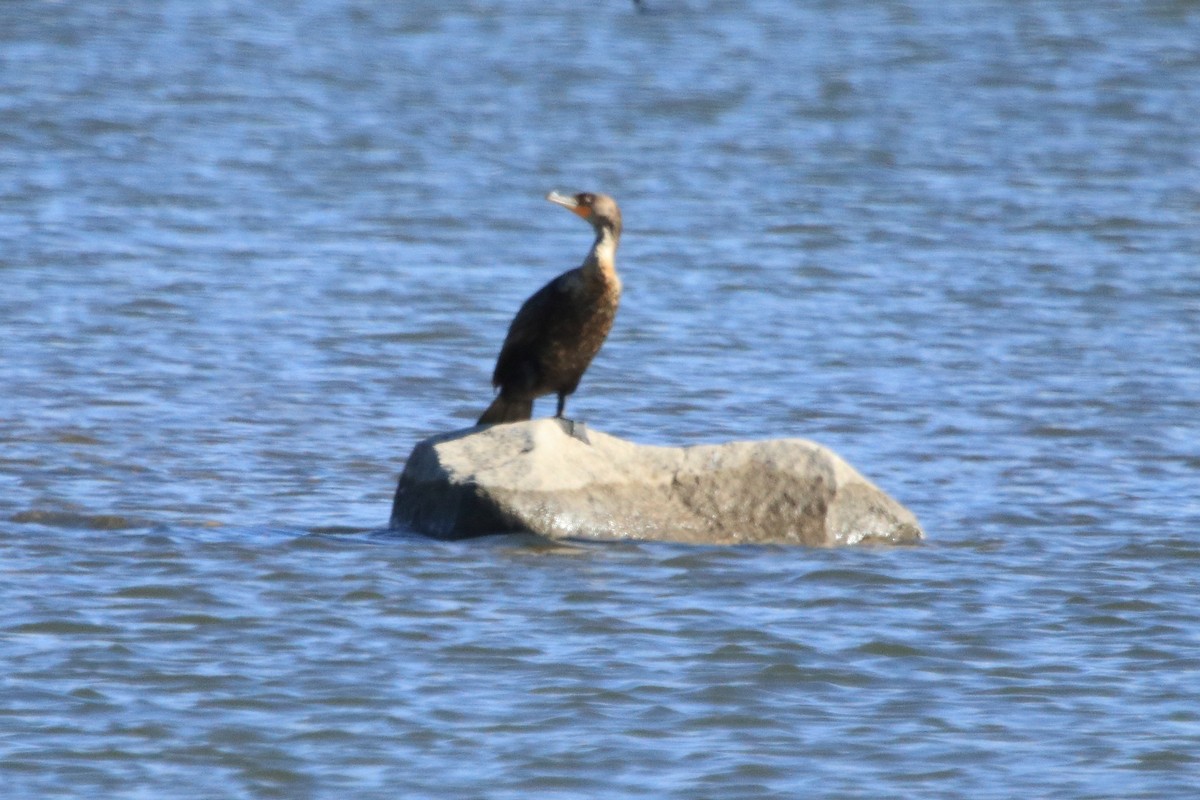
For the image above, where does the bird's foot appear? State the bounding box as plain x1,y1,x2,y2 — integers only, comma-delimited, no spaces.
554,417,591,445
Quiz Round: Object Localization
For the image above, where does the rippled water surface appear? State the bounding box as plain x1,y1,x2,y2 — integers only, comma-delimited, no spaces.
3,1,1199,797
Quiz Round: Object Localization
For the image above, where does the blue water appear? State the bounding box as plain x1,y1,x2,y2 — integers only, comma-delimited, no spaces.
3,1,1199,797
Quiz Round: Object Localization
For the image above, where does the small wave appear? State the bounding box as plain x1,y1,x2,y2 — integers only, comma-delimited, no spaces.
10,509,151,531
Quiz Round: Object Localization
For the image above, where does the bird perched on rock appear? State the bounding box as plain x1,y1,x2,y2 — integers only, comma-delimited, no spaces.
477,191,623,427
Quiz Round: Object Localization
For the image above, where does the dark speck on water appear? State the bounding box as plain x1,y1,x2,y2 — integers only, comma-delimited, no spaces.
2,1,1199,798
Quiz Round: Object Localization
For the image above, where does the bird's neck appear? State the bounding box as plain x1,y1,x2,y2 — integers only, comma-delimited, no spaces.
582,227,620,285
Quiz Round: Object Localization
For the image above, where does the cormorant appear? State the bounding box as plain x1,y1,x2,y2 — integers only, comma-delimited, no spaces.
477,191,623,426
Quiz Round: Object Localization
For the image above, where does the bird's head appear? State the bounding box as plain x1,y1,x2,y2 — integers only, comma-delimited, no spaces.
546,191,621,238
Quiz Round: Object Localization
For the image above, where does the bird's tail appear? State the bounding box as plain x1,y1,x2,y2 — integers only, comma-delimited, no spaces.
477,394,534,426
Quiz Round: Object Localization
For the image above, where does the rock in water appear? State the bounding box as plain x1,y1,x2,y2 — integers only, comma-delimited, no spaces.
390,419,923,546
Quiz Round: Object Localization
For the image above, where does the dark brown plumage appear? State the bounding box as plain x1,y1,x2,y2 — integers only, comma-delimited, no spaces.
477,191,623,426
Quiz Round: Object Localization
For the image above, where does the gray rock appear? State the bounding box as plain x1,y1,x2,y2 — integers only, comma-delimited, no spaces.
390,419,923,546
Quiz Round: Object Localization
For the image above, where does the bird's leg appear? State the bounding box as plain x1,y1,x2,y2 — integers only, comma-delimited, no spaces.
553,393,590,444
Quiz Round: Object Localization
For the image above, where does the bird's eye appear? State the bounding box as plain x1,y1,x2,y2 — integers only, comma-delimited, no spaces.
578,193,592,204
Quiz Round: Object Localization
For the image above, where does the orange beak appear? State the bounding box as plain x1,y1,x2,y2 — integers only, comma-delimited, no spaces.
546,191,592,220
